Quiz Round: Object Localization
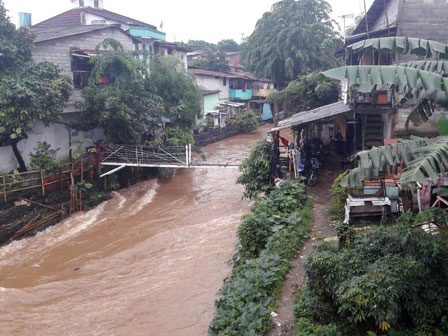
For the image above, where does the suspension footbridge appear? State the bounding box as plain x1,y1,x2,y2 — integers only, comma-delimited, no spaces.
99,144,241,177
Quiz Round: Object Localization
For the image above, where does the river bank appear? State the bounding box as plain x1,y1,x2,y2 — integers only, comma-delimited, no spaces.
0,125,271,336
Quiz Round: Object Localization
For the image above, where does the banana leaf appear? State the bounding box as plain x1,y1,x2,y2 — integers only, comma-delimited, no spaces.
346,37,448,59
340,137,447,188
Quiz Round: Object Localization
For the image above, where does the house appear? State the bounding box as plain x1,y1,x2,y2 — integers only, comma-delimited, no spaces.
0,0,185,172
272,0,448,151
200,88,221,121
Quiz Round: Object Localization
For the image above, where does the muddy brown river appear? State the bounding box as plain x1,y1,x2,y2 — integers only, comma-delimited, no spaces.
0,126,269,336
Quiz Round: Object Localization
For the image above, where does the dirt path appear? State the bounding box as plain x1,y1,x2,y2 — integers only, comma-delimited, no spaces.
269,169,339,336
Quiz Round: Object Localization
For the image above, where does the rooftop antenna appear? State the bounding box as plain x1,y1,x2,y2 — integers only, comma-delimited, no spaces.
339,13,354,36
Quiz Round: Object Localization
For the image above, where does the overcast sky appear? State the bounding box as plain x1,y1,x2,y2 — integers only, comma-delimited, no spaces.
3,0,374,43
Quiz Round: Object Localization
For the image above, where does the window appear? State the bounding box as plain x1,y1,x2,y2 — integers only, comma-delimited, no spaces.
71,53,92,89
94,0,99,7
79,0,84,7
223,77,227,86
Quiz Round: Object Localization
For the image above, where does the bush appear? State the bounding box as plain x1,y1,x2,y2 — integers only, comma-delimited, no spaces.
296,317,342,336
328,171,348,221
238,181,308,259
209,181,312,335
237,139,272,199
165,126,195,147
235,109,258,134
296,225,448,334
29,141,62,175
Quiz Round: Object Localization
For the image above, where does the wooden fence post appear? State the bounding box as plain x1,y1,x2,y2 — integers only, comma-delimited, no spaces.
2,176,6,203
40,170,46,199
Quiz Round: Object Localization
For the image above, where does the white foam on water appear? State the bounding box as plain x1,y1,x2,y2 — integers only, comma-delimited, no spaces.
112,191,127,209
124,181,160,217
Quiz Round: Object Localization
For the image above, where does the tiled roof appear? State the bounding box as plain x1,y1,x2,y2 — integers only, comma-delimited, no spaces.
33,7,158,31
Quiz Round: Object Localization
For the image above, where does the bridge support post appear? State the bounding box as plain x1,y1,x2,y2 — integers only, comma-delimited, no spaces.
188,144,192,168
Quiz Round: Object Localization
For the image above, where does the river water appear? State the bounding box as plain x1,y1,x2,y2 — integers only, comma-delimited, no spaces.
0,125,269,336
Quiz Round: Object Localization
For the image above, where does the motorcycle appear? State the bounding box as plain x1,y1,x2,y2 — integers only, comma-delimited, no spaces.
299,137,323,186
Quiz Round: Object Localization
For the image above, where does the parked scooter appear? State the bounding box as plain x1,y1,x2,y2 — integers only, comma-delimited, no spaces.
302,137,323,186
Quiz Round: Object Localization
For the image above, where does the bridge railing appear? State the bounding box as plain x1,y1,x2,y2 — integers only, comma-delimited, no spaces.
101,144,190,166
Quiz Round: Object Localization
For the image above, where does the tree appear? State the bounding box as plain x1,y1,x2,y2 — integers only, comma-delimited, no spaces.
189,49,230,72
0,1,72,171
217,39,240,52
149,55,201,129
75,39,164,144
178,39,215,51
237,140,272,199
242,0,341,86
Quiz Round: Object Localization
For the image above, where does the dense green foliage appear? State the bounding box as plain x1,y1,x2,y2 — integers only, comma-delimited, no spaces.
236,140,272,199
0,1,72,171
235,110,258,134
295,225,448,335
217,39,240,52
328,171,348,221
179,39,241,52
76,48,200,144
165,126,195,147
266,73,338,113
29,141,62,175
284,73,338,113
189,49,230,72
242,0,341,85
209,181,312,335
149,55,201,129
75,40,163,144
238,181,308,259
437,115,448,136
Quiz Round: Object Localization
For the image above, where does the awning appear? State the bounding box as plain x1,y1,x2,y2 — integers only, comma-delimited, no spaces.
221,102,246,108
270,101,352,132
206,111,219,117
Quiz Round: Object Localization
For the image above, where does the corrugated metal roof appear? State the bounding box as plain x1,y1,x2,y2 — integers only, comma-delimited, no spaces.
189,68,238,78
32,25,123,43
271,101,352,132
32,7,159,31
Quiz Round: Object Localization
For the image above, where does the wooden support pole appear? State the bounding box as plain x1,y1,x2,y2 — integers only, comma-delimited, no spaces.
2,176,6,203
40,170,46,199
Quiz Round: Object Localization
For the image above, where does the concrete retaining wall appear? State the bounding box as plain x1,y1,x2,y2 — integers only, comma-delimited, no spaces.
193,125,241,147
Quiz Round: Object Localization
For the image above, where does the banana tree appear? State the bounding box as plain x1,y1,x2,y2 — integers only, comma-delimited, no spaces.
345,36,448,59
399,60,448,76
322,65,448,127
340,136,448,188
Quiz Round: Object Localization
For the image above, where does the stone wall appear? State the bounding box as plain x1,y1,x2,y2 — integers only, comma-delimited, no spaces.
397,0,448,62
193,125,241,147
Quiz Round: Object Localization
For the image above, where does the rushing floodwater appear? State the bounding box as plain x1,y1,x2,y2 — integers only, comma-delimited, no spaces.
0,125,269,336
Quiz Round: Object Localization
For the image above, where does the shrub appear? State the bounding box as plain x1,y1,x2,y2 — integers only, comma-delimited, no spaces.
328,171,348,221
296,317,342,336
165,126,195,147
237,139,272,199
238,181,308,259
296,225,448,334
210,181,312,335
29,141,62,175
235,109,258,134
